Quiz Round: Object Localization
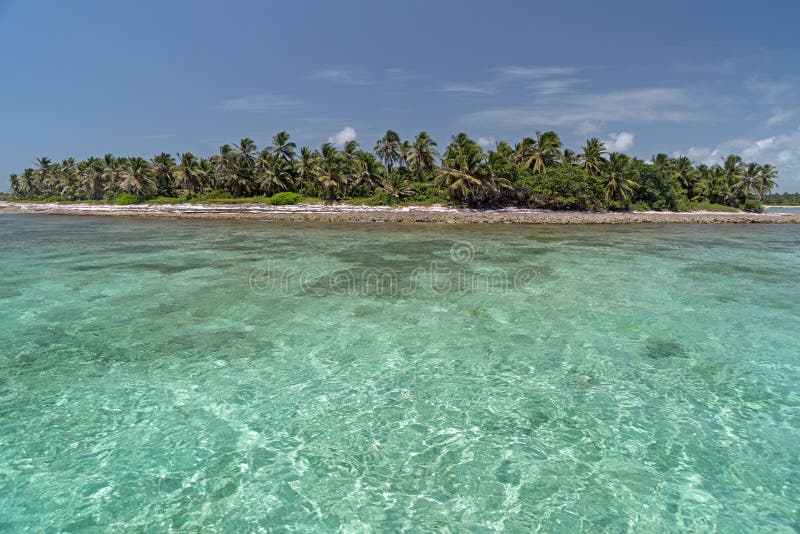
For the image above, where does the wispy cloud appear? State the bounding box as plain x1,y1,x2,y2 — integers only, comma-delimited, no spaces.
496,66,582,79
328,126,357,147
311,69,370,85
441,66,585,97
766,109,795,127
214,93,299,112
464,88,705,127
439,83,496,95
530,78,582,95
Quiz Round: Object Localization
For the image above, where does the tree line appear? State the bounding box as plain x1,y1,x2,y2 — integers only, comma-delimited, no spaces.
7,130,779,211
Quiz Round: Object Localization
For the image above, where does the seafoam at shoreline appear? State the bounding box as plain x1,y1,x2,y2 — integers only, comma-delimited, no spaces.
2,201,800,224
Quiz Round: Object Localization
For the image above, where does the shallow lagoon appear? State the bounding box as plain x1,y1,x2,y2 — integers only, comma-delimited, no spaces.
1,215,798,530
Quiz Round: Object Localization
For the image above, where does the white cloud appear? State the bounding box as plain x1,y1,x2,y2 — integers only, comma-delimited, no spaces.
679,131,800,191
465,88,703,127
531,79,581,95
497,66,581,79
439,83,495,95
766,110,795,127
605,132,634,152
215,94,299,112
476,136,496,148
328,127,357,147
311,69,369,85
574,121,600,136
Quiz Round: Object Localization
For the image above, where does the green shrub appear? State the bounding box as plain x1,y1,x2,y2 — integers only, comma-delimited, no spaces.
675,200,739,212
743,199,764,213
265,192,304,205
629,201,651,212
518,165,605,210
113,193,141,205
407,182,447,205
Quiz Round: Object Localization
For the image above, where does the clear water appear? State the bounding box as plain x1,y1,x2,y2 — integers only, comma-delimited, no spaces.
1,215,799,531
765,206,800,214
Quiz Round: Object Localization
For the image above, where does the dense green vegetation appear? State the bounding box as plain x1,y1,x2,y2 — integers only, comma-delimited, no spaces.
6,131,780,211
763,192,800,206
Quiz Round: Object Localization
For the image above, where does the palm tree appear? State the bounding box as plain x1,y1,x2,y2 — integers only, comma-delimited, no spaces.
579,138,606,176
296,147,317,194
671,156,696,195
755,164,778,200
738,162,760,206
256,150,293,196
151,153,176,196
406,131,438,179
315,143,341,201
602,153,638,205
79,158,106,200
175,152,206,194
437,133,509,204
513,131,562,173
379,173,413,200
562,148,578,166
374,130,401,172
119,157,154,195
269,131,296,164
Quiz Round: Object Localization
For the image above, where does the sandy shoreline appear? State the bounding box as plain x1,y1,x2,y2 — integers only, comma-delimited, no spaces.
2,201,800,224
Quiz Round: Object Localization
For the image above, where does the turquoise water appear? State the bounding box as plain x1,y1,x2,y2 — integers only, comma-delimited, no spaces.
1,215,799,531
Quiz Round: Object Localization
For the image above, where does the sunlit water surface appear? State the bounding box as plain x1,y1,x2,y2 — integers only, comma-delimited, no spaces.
1,215,798,531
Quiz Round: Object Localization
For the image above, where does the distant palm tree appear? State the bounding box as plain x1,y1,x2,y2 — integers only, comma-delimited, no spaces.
513,131,562,173
269,131,297,164
151,153,176,196
316,143,341,201
437,133,509,203
580,138,606,176
671,156,696,194
407,131,439,178
256,150,293,195
175,152,206,194
602,153,638,204
755,164,778,200
296,147,317,194
119,157,154,195
234,138,257,170
738,162,760,206
374,130,401,172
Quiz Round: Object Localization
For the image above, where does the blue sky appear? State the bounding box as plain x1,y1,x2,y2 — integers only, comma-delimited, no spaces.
1,0,799,191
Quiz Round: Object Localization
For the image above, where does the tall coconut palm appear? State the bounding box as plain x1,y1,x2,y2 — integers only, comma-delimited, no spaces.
175,152,206,194
755,164,778,200
296,147,317,194
119,157,154,196
437,133,509,203
374,130,401,172
269,131,296,164
602,153,638,205
406,131,438,178
514,131,562,174
579,138,606,176
671,155,696,194
256,150,293,195
738,162,760,205
315,143,341,201
79,158,106,200
151,153,176,196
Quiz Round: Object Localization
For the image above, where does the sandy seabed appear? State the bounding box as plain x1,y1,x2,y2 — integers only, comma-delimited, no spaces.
2,201,800,224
